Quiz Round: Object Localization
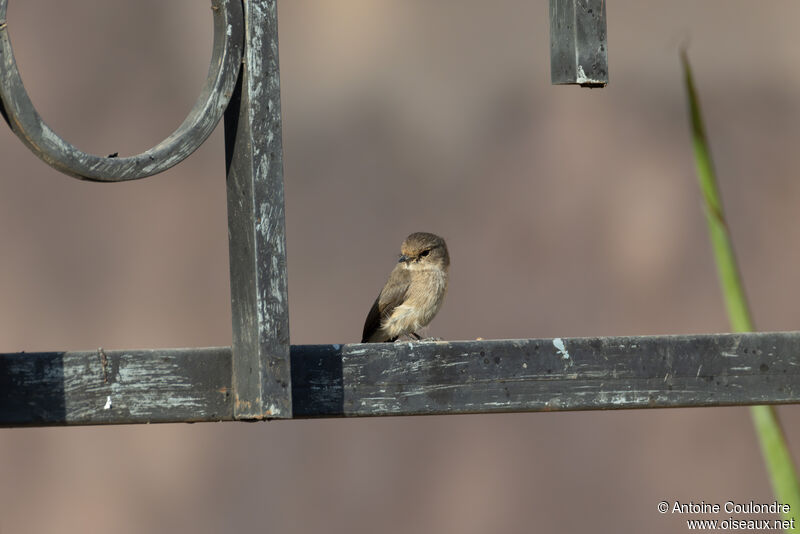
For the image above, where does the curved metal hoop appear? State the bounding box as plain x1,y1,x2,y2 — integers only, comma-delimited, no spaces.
0,0,243,182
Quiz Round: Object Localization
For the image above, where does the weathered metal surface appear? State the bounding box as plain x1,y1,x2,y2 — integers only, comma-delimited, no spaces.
3,332,800,427
550,0,608,87
292,332,800,417
0,348,232,426
224,0,291,419
0,0,243,181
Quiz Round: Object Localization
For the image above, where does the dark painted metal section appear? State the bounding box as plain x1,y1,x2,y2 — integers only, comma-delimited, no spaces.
550,0,608,87
224,0,291,419
3,333,800,426
291,345,344,417
0,0,243,181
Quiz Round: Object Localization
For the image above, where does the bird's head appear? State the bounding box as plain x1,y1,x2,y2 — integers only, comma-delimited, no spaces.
398,232,450,270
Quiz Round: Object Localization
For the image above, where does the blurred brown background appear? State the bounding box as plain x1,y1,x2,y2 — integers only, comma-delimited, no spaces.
2,1,800,533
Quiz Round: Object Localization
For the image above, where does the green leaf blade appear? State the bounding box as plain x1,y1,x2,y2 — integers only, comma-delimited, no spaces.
682,50,799,529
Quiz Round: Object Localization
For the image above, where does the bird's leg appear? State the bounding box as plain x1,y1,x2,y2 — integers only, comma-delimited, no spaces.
409,331,442,342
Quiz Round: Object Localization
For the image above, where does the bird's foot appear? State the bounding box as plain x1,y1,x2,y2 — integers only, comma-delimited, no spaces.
410,332,443,342
394,332,424,342
393,332,443,342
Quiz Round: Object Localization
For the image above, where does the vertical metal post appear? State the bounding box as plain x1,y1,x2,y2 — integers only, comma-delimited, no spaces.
549,0,608,87
224,0,291,419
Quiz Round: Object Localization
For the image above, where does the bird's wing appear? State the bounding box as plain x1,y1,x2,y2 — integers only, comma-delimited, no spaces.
361,266,411,342
361,297,383,343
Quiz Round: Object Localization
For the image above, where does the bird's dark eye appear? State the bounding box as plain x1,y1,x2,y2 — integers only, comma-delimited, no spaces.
420,249,430,257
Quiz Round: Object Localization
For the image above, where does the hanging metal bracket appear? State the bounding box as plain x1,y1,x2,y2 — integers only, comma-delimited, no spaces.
550,0,608,87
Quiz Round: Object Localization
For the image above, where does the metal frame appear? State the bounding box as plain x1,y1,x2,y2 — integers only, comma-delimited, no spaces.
2,1,796,428
3,332,800,426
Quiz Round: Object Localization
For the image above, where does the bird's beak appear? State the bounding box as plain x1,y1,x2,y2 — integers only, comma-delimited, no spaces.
398,254,410,263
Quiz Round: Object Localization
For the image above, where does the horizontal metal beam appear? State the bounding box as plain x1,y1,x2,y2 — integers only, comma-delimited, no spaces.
294,332,800,416
0,348,232,426
2,332,799,427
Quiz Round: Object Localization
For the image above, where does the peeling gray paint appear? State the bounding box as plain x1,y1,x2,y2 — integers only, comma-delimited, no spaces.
224,0,291,420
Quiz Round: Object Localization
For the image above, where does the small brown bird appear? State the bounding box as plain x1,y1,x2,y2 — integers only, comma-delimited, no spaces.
361,232,450,343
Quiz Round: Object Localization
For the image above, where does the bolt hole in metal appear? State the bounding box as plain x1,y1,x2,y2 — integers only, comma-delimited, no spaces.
0,0,243,181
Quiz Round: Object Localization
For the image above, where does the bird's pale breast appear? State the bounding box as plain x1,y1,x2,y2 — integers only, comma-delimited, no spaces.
382,268,448,339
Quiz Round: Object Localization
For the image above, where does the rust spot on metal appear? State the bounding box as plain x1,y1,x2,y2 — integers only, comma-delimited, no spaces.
234,398,252,411
98,347,109,384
